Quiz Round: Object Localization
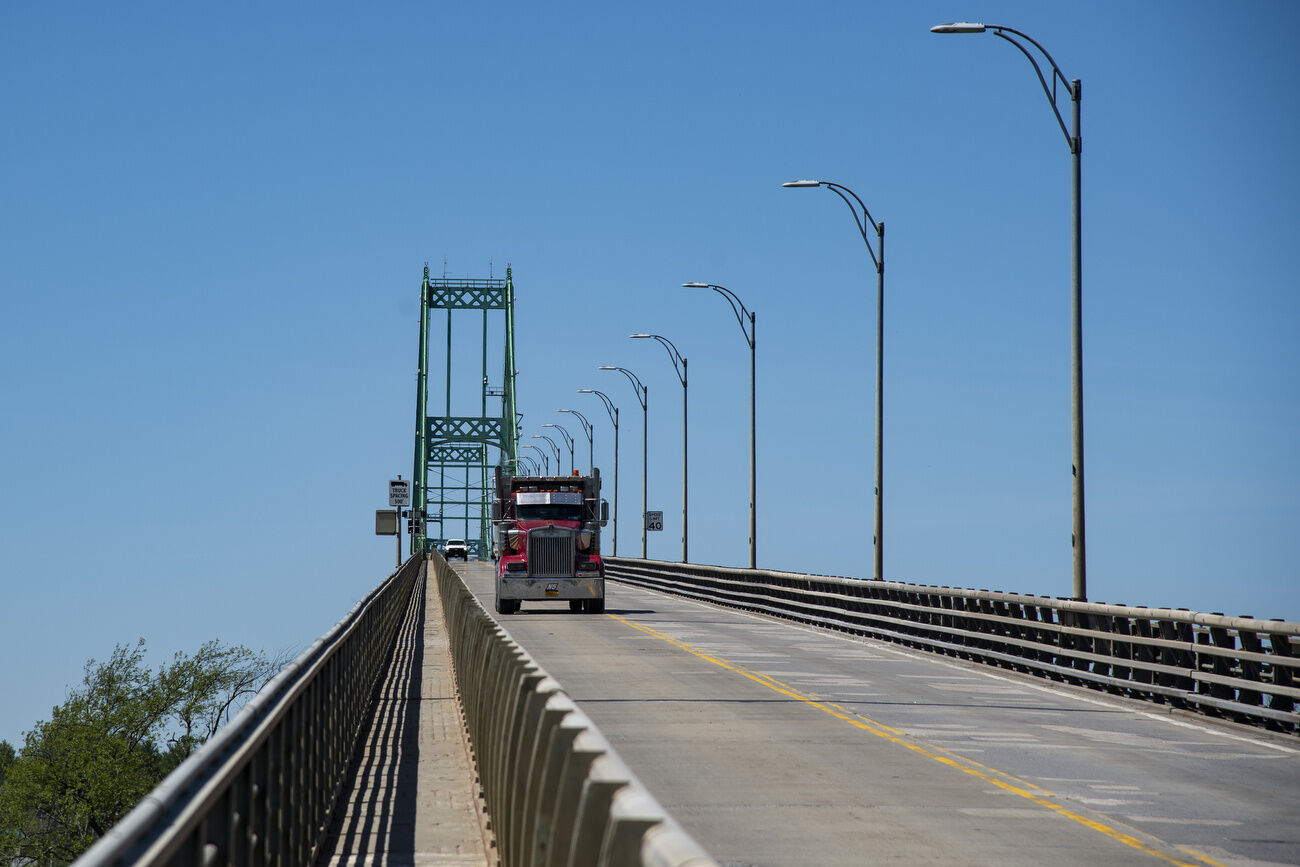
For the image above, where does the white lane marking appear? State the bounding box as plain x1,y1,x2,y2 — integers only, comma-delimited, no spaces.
1125,817,1241,827
927,682,1031,694
615,579,1300,755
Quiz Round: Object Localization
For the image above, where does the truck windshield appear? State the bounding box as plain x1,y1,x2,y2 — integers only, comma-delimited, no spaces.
517,504,583,522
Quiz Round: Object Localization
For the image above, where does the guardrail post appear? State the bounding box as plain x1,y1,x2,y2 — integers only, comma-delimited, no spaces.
1173,618,1196,695
1269,628,1296,713
1205,624,1236,701
1091,612,1114,681
1236,627,1264,707
1112,615,1133,686
1133,616,1156,690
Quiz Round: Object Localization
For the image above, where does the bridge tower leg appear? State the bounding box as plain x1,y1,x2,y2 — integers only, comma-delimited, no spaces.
412,265,518,558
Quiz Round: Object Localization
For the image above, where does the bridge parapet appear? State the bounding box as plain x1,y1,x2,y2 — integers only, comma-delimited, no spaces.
432,553,717,866
606,558,1300,734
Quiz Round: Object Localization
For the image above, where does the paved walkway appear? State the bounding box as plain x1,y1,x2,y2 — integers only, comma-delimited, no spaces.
320,564,493,866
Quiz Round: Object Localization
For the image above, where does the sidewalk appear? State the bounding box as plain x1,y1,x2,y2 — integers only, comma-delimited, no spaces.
319,563,494,866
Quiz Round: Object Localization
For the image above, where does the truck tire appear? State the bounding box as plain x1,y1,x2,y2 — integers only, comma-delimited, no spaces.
495,594,519,615
569,600,584,613
586,597,605,614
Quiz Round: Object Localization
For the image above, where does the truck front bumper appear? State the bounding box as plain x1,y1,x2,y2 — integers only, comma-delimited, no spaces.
497,575,604,601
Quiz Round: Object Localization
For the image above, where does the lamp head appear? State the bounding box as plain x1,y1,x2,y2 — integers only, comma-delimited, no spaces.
930,22,986,33
782,180,822,188
629,333,652,339
598,365,618,371
682,282,709,289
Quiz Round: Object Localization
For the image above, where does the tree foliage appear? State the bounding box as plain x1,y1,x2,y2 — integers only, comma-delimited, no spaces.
0,639,281,865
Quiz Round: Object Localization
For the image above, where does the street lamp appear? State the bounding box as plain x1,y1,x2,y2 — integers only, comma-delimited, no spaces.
543,423,575,475
531,434,561,475
684,282,757,569
631,333,688,563
578,388,619,556
600,365,648,559
783,179,885,581
521,443,549,475
559,409,595,474
931,21,1087,601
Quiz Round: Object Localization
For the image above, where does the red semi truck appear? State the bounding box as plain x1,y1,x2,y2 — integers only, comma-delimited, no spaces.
490,466,609,615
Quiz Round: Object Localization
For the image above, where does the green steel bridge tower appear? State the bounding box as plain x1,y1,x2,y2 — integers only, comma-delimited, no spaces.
411,264,518,557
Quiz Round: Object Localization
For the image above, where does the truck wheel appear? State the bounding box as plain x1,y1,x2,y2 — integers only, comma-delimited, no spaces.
569,600,583,613
495,596,519,615
586,597,605,614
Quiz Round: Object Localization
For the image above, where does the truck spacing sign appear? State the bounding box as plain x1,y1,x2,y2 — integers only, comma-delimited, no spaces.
388,479,410,507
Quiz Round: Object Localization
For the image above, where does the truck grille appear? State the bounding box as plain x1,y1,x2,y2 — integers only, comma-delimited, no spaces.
528,527,575,578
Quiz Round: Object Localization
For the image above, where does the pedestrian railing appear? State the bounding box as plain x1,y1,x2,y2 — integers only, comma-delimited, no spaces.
432,552,717,866
75,554,424,867
606,558,1300,734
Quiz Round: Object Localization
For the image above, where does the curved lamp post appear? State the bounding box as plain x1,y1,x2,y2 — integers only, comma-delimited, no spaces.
631,333,688,563
531,434,561,475
543,423,575,475
931,21,1087,601
684,282,756,569
579,388,619,556
559,409,595,474
783,179,885,581
600,365,648,559
521,443,549,476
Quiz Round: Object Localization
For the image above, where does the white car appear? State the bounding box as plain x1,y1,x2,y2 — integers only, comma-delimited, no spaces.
443,538,469,560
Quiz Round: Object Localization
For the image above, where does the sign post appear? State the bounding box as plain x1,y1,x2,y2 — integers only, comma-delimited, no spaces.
389,476,411,567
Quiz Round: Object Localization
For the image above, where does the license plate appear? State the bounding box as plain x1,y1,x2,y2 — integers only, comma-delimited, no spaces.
545,583,559,597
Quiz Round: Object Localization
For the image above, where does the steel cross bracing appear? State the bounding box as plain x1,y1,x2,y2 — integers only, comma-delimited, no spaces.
412,265,519,559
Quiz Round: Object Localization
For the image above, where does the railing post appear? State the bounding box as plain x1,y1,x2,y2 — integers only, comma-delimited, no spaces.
1269,628,1296,713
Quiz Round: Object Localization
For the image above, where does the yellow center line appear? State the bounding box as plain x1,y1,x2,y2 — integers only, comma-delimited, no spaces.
607,613,1227,867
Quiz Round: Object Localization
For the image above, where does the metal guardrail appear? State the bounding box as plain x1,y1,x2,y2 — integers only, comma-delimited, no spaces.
75,554,424,867
606,557,1300,734
431,552,717,866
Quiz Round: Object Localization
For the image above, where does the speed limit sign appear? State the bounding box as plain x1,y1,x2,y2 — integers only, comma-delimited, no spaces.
645,510,664,531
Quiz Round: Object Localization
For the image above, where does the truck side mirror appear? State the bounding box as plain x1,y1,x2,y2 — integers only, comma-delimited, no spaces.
600,500,609,526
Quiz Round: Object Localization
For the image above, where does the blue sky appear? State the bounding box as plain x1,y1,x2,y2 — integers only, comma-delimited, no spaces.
2,1,1296,744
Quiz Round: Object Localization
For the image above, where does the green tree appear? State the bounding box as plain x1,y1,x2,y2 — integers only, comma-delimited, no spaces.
0,639,281,865
160,639,280,761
